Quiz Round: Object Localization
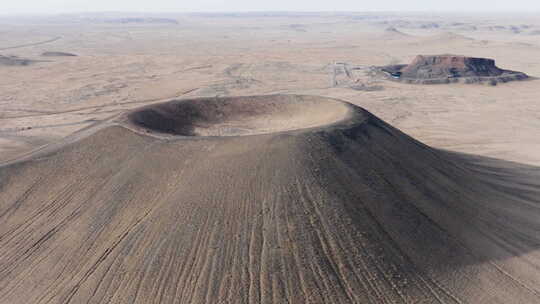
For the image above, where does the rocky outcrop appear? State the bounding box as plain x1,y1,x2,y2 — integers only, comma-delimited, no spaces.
380,55,528,84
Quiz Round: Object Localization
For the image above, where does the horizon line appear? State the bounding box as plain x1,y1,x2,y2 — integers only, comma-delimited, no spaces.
2,9,540,17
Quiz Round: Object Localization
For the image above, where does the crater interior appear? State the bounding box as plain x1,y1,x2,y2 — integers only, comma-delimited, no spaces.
127,94,353,137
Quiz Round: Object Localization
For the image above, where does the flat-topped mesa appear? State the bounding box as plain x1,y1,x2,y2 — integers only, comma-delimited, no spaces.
380,54,528,84
402,55,503,78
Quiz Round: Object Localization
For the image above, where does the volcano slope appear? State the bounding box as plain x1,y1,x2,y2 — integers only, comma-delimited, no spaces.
1,95,540,304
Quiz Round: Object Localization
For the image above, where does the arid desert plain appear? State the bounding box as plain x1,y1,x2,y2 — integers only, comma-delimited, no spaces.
1,12,540,303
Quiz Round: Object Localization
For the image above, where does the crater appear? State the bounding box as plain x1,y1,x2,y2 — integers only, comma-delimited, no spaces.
125,95,353,137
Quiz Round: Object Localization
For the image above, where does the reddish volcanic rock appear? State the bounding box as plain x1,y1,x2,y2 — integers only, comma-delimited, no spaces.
380,54,528,84
401,55,503,78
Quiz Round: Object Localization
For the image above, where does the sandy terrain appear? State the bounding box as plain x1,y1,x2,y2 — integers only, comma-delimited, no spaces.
1,12,540,303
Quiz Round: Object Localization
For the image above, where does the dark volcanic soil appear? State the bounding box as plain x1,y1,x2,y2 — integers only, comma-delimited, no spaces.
380,54,529,84
1,95,540,303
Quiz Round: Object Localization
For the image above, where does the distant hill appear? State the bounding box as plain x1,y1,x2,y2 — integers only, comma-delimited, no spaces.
0,55,36,66
103,17,179,24
382,26,411,38
41,51,77,57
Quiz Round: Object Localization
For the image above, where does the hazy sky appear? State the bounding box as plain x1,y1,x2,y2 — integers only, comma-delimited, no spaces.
3,0,540,14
